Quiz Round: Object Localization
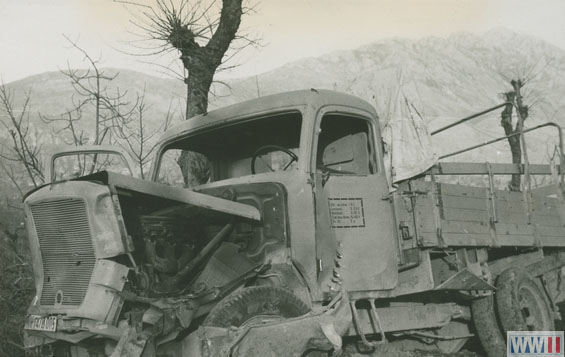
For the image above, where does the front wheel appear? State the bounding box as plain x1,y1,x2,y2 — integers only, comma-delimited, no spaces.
471,294,506,357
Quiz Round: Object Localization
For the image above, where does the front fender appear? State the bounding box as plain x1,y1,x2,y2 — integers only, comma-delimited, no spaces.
181,293,351,356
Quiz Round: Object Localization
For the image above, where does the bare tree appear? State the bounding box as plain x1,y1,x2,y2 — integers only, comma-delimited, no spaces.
0,83,44,190
120,0,255,185
500,79,529,191
41,110,88,147
115,87,175,178
43,36,176,177
39,101,91,177
50,35,139,146
127,0,247,119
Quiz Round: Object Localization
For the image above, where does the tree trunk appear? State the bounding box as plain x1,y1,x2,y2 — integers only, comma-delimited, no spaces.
178,61,215,186
185,63,215,119
501,92,521,191
507,135,522,191
512,79,530,192
500,80,528,192
157,0,243,186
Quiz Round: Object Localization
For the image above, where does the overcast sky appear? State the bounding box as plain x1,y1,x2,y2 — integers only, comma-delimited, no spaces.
1,0,565,84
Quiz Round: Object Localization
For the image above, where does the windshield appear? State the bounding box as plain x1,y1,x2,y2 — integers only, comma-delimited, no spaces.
156,111,302,187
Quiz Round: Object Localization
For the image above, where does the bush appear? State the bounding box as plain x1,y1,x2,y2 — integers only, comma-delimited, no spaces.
0,230,36,356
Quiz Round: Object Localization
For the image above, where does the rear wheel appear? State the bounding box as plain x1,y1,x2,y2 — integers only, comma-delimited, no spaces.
472,268,555,357
495,268,554,332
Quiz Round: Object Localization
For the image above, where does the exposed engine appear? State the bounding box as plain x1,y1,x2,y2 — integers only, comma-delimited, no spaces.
132,215,198,295
23,172,290,355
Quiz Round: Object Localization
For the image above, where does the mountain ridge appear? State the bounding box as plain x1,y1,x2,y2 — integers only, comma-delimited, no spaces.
3,28,565,164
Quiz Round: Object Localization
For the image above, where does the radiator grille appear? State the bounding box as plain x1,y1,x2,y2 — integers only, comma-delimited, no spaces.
30,198,95,306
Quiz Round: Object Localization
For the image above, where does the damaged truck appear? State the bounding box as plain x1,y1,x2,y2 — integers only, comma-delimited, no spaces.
23,90,565,356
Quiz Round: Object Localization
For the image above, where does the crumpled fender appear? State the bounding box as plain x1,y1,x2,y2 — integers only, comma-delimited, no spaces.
181,292,352,356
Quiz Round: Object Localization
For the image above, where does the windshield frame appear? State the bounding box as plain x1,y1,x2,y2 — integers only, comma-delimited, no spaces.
150,109,309,184
46,145,136,183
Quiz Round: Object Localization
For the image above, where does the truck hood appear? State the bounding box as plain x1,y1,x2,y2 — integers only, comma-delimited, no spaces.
27,171,261,222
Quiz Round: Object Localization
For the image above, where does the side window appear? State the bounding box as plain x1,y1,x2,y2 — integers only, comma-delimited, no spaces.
157,149,210,188
316,114,376,175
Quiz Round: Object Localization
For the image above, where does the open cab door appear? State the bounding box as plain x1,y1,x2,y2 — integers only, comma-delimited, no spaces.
44,145,137,183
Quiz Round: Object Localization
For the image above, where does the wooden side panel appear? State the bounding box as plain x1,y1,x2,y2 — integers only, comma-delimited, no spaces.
406,180,565,248
435,183,493,247
442,233,494,246
532,185,565,246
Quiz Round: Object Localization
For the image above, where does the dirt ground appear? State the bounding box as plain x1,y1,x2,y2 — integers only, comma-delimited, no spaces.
343,350,480,357
340,302,565,357
341,339,482,357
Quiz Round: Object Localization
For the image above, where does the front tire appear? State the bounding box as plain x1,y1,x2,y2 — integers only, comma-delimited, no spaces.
203,285,310,328
471,294,506,357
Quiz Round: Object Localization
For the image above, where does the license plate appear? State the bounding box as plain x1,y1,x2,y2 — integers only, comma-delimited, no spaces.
25,315,57,332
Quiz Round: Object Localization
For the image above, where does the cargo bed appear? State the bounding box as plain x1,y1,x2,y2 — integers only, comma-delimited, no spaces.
393,162,565,249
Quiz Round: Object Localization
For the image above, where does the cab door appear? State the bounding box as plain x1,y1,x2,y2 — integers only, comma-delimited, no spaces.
313,110,398,294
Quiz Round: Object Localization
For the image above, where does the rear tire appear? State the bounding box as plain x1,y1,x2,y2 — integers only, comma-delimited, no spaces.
472,268,556,357
495,268,554,332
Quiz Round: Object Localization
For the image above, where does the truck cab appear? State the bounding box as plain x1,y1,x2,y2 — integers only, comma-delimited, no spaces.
152,89,398,300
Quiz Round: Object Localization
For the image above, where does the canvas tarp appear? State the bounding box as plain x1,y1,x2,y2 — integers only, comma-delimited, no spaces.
382,96,438,189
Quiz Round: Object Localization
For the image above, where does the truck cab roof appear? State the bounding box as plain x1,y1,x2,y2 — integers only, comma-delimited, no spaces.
157,89,378,145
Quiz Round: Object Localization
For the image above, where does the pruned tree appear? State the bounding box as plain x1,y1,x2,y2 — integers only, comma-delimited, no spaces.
500,79,529,191
127,0,246,119
121,0,254,185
